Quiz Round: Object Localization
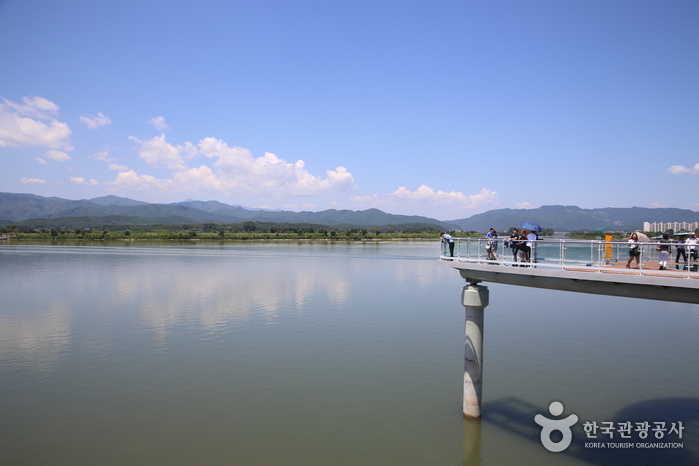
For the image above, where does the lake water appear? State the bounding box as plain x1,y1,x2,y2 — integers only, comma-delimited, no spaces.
1,241,698,465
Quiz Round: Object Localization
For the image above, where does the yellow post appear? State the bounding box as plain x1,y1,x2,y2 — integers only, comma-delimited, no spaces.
605,233,612,261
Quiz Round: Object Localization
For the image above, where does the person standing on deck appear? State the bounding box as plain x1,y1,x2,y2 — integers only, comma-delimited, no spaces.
626,232,641,269
658,233,671,270
508,228,520,263
518,229,530,263
685,233,699,262
675,235,688,263
486,228,498,260
526,230,538,262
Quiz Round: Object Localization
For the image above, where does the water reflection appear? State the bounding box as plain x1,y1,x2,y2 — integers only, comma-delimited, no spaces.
0,302,71,374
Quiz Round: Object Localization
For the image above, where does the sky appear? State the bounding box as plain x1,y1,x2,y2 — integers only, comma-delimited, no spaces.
0,0,697,221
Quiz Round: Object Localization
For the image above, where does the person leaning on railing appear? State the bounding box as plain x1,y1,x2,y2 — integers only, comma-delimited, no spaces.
441,232,455,257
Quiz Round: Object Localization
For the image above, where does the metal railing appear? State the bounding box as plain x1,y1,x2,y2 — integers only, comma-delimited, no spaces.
440,237,698,279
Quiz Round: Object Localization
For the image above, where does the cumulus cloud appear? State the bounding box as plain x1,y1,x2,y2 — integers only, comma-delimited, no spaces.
117,135,357,197
0,96,72,149
19,177,46,184
514,201,533,209
351,185,499,218
148,116,169,131
129,134,194,171
107,170,171,191
668,163,699,175
43,150,72,162
388,185,498,209
199,137,356,195
79,112,111,129
70,177,98,186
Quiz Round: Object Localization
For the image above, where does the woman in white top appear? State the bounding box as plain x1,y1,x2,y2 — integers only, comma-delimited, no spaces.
626,232,640,269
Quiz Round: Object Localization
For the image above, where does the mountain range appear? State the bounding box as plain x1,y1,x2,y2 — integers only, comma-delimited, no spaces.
1,192,698,232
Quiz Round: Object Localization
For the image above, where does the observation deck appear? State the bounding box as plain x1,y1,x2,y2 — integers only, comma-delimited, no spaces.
439,237,699,305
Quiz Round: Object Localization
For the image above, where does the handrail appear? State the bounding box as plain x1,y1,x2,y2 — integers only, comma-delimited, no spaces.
440,237,698,279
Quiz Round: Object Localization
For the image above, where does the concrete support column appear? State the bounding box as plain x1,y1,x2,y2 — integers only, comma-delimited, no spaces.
461,283,489,419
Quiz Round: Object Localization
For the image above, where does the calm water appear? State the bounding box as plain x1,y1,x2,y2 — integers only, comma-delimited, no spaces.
1,241,698,465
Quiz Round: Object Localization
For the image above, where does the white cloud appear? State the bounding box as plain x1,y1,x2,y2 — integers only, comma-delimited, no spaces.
668,163,699,175
351,185,499,218
79,112,111,129
108,163,128,171
388,185,498,209
514,201,533,209
148,116,169,131
200,137,356,195
90,150,127,171
43,150,72,162
119,135,357,198
0,96,72,149
129,134,193,171
93,150,115,162
107,170,171,191
35,157,47,165
70,176,98,186
19,177,46,184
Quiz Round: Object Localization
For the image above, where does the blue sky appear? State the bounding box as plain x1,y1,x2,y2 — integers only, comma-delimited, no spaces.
1,0,697,220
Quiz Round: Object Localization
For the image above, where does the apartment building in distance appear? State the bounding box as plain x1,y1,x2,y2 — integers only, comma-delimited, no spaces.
643,221,699,232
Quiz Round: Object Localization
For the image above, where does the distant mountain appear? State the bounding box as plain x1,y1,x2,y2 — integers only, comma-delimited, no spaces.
447,205,699,232
0,192,99,222
4,193,696,232
89,195,149,207
0,192,452,229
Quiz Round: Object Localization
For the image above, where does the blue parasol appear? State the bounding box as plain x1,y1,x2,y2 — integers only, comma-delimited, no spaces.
520,222,543,232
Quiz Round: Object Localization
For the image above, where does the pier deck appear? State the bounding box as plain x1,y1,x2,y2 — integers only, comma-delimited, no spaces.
439,237,699,304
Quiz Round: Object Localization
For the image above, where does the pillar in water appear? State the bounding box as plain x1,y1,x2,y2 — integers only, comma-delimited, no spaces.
461,283,489,419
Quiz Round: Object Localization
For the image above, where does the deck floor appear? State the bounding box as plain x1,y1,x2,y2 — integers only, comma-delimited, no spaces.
567,259,699,279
